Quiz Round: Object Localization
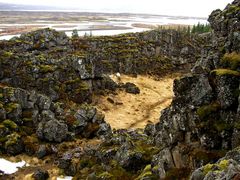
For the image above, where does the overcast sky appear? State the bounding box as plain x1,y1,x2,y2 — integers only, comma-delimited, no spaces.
0,0,233,17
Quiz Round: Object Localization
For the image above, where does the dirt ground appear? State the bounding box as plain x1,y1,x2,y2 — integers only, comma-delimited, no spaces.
95,74,181,129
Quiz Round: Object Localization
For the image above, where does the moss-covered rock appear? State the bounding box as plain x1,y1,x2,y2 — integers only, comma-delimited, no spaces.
2,119,18,130
4,132,24,155
211,69,240,77
197,102,221,120
221,52,240,70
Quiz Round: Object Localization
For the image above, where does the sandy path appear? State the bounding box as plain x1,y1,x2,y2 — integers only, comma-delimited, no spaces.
95,74,180,129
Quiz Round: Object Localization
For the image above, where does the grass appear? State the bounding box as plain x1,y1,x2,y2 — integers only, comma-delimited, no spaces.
211,69,240,77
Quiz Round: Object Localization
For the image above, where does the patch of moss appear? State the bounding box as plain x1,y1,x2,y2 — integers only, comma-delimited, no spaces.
22,118,32,123
85,63,93,73
97,172,114,179
5,103,19,113
221,52,240,70
218,159,229,170
213,121,232,132
135,164,157,180
109,160,135,179
134,140,160,163
77,81,90,91
211,69,240,77
39,65,55,73
65,78,81,85
197,102,221,120
224,5,240,15
2,119,17,130
2,51,13,58
202,159,229,175
5,132,21,147
203,163,214,175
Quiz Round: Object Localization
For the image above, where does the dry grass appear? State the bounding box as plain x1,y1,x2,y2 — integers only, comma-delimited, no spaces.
95,74,181,129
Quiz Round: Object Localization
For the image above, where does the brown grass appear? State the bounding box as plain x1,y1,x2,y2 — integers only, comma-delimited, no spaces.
94,74,181,129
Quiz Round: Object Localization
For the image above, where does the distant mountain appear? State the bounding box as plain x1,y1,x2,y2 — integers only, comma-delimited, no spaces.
0,2,64,11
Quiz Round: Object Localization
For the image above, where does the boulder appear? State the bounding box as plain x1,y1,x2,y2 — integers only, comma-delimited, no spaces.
123,82,140,94
37,119,68,142
32,169,49,180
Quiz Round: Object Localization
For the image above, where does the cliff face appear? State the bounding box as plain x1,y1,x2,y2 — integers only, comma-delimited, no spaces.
73,29,203,75
144,0,240,179
0,28,202,103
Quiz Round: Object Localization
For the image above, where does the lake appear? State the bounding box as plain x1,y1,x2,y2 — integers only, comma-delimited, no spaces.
0,12,207,40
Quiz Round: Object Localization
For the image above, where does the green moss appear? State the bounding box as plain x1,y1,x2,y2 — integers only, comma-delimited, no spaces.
39,65,55,73
65,78,81,85
134,140,160,162
197,102,221,120
85,63,93,73
213,121,232,132
203,163,214,175
109,160,134,179
218,159,229,170
224,5,240,15
36,54,47,62
97,172,114,179
5,132,21,147
202,159,229,175
2,51,13,58
5,103,19,113
135,165,156,180
2,119,17,130
23,118,32,122
78,81,89,91
221,52,240,70
211,69,240,77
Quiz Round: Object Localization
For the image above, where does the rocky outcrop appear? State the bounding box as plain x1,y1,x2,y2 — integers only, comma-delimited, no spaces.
140,0,240,179
58,129,160,179
73,29,204,75
0,85,111,155
191,147,240,180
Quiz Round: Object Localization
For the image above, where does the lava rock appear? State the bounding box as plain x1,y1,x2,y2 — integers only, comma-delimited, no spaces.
32,169,49,180
124,82,140,94
37,119,68,142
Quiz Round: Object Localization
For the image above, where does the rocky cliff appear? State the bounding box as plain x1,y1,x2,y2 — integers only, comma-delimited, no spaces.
0,0,239,179
0,25,202,178
73,29,203,75
148,0,240,179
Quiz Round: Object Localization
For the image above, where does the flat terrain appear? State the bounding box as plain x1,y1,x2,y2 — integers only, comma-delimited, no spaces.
95,74,181,129
0,11,207,39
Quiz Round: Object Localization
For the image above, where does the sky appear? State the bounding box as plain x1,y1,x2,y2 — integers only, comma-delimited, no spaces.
0,0,233,17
